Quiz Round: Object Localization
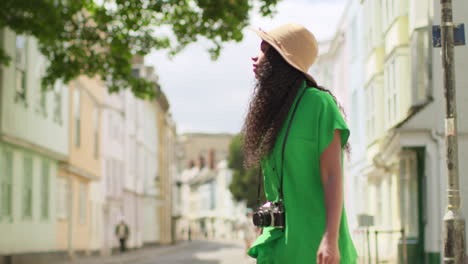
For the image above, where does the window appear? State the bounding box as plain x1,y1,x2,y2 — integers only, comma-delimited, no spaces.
385,60,398,125
79,183,87,224
36,60,48,117
108,114,113,138
351,91,360,144
105,160,111,196
0,149,13,219
23,155,33,219
411,28,430,106
392,62,397,122
350,17,358,59
15,35,27,105
209,181,216,210
111,160,115,196
40,160,50,219
399,152,419,238
93,108,99,158
53,82,63,124
385,0,390,26
56,177,68,219
366,85,376,140
74,89,81,147
38,89,47,117
365,0,373,53
132,68,140,78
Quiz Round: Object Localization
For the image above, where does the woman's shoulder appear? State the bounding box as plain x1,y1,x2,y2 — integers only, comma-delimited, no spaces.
302,87,336,108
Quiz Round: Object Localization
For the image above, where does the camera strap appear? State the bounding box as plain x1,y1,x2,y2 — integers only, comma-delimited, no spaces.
279,86,308,201
256,85,308,206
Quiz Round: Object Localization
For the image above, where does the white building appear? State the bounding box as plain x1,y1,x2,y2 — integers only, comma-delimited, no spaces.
177,158,247,241
311,0,366,236
100,88,126,254
140,95,161,246
122,59,162,249
315,0,468,262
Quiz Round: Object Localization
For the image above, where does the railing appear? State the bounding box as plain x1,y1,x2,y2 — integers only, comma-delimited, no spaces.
353,228,407,264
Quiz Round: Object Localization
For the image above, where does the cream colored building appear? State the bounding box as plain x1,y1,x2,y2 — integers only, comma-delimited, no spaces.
155,92,177,245
57,75,105,256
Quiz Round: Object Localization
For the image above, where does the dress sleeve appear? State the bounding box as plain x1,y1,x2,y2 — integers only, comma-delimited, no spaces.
317,92,350,156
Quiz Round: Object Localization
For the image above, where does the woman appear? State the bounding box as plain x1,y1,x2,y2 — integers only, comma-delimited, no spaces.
244,24,358,264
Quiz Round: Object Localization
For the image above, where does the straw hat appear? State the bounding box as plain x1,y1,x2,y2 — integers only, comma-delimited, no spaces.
250,23,319,84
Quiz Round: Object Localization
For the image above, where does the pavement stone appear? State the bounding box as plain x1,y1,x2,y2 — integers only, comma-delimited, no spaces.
60,240,256,264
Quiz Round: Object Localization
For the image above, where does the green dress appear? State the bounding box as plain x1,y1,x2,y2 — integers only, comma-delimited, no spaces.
247,81,358,264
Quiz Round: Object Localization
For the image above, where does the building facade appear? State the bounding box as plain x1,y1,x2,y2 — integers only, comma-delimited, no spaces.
155,91,176,245
317,0,468,263
0,29,69,259
179,159,247,241
101,88,126,255
0,30,177,263
57,75,104,256
173,133,248,242
313,0,370,260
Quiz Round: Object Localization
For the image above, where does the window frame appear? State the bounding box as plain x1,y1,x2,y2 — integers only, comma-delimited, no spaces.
0,148,14,221
93,107,100,158
53,82,63,125
15,35,28,106
56,176,68,220
22,155,33,220
40,160,50,219
79,182,87,224
74,88,81,147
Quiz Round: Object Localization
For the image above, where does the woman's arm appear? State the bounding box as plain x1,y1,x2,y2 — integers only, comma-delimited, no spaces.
317,129,343,264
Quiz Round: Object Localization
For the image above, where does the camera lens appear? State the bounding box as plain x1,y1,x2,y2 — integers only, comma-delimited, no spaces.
253,212,263,226
253,212,272,227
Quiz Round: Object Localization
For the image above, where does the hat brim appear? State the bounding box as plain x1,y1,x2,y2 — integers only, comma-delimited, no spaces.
248,27,317,85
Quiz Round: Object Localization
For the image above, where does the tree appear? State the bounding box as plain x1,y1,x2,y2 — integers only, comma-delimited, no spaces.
0,0,278,99
228,134,265,209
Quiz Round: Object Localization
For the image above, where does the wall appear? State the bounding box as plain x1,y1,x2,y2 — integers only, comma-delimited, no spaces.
0,29,69,158
0,143,57,254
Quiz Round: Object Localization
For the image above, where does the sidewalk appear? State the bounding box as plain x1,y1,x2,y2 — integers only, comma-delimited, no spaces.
61,242,192,264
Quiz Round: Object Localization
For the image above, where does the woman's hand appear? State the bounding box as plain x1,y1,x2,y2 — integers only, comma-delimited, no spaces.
316,233,340,264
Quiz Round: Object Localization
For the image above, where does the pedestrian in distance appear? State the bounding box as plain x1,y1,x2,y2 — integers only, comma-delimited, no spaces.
188,226,192,242
244,24,358,264
115,218,130,253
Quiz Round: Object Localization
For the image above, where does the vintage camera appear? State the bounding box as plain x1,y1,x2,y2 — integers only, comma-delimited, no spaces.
252,201,285,228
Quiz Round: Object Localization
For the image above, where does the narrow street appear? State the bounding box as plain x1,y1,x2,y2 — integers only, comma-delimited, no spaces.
139,240,252,264
67,240,255,264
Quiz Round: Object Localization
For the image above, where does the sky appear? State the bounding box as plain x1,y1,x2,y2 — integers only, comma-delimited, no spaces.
147,0,347,135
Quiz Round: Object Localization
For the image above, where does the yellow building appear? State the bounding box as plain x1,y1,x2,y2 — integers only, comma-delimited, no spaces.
155,91,176,245
56,76,104,256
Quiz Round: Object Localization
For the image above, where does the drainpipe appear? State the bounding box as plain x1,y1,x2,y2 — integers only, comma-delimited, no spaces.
67,173,74,259
431,130,446,252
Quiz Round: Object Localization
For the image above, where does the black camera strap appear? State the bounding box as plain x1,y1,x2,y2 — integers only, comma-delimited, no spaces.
256,85,308,206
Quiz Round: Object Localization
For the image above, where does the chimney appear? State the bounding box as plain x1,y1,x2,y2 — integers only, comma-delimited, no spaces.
188,160,195,169
198,155,205,169
208,149,216,170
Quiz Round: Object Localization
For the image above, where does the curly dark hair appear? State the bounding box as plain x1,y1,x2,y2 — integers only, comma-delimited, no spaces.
242,42,348,168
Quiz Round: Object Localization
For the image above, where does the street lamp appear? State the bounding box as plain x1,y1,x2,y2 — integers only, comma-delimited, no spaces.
433,0,466,263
